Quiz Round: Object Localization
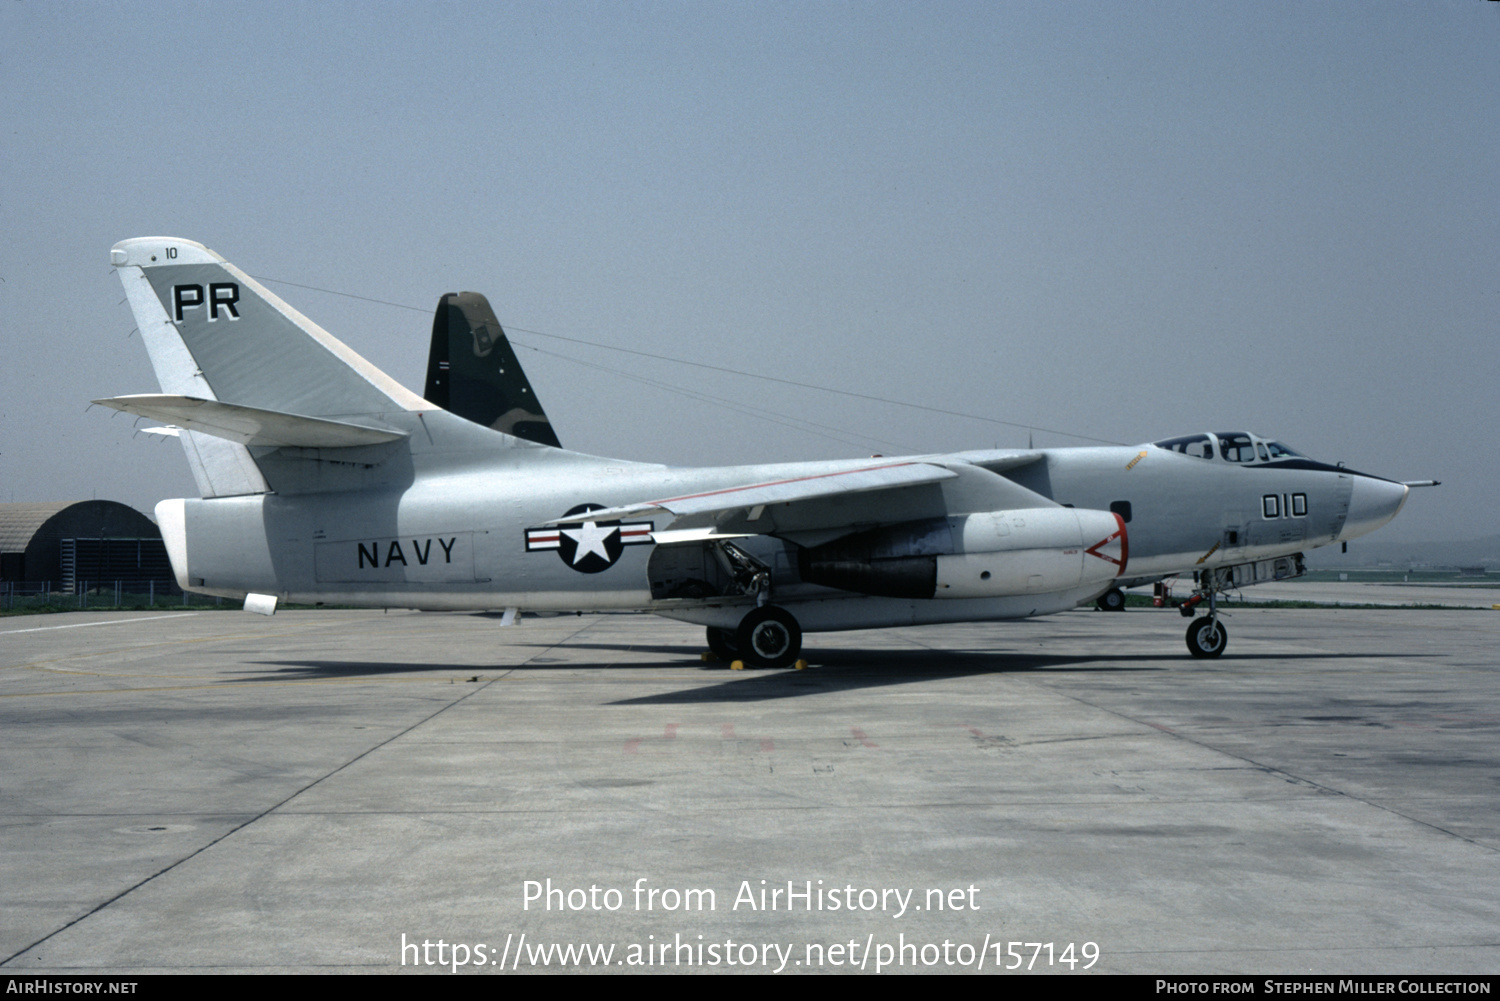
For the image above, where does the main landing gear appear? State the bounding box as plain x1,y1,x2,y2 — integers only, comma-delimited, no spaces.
736,606,803,669
706,626,739,661
1095,587,1126,612
703,544,806,668
708,606,804,669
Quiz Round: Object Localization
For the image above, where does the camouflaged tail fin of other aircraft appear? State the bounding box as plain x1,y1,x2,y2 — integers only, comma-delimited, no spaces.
423,291,562,447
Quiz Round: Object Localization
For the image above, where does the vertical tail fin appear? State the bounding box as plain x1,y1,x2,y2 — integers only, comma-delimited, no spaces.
112,237,427,419
423,292,561,447
111,237,431,497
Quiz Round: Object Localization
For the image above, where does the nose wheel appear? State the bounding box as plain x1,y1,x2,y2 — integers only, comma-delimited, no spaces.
1186,616,1227,658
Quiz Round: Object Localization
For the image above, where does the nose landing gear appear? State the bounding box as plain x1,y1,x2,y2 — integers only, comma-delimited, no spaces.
1180,574,1228,658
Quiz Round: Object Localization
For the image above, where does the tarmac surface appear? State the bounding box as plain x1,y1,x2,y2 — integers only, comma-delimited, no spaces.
1229,580,1500,609
1,603,1497,975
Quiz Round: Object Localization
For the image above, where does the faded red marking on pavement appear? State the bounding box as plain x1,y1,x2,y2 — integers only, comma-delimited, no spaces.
942,722,989,739
625,722,775,753
624,723,679,754
851,727,877,748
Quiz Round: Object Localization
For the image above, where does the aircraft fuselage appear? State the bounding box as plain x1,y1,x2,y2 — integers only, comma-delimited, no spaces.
159,435,1404,634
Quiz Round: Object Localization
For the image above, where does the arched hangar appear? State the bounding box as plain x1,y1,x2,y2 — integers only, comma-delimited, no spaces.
0,501,172,590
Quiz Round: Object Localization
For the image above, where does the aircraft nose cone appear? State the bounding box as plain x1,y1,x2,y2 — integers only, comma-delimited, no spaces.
1340,476,1409,542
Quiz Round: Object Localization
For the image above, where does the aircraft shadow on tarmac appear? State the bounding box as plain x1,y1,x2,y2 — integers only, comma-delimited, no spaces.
238,646,1426,703
236,660,486,681
604,648,1428,704
236,647,1112,686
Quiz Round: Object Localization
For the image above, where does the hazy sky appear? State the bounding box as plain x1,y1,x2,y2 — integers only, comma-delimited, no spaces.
2,2,1495,543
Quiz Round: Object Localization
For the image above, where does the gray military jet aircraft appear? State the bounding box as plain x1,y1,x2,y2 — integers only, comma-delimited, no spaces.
97,237,1423,665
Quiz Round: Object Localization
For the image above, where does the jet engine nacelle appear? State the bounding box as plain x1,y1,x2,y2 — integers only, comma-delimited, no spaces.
798,507,1125,600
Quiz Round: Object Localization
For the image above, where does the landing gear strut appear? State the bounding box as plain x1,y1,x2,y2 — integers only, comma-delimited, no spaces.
710,542,803,668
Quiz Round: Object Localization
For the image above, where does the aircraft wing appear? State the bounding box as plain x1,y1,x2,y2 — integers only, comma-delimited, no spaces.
554,461,960,525
549,456,1071,547
93,395,409,448
941,448,1045,472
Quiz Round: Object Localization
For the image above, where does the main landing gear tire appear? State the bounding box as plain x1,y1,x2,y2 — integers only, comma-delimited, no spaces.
736,606,803,669
1186,617,1227,658
706,627,740,661
1095,587,1126,612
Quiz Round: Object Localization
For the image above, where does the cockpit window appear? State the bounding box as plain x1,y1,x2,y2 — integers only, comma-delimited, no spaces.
1264,441,1305,459
1154,434,1214,459
1215,433,1256,463
1157,433,1309,464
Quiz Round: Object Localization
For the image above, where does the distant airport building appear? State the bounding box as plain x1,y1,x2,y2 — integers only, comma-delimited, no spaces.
0,501,173,591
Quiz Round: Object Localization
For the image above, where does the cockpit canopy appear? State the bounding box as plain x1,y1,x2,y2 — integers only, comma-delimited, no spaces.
1152,432,1307,464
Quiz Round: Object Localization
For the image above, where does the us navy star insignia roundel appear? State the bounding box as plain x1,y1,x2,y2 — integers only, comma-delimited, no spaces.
525,504,654,573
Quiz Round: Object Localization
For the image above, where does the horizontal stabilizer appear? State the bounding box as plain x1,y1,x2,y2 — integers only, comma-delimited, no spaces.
93,395,409,448
550,460,958,524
